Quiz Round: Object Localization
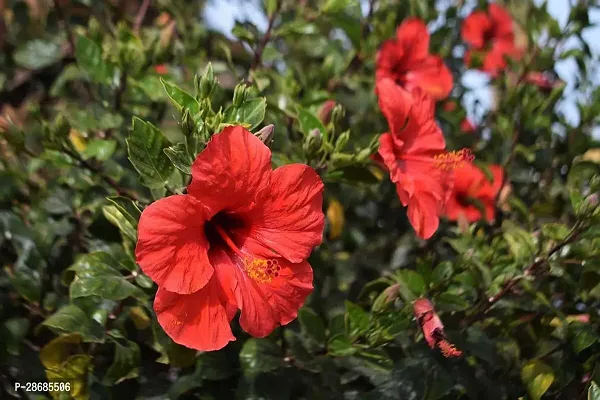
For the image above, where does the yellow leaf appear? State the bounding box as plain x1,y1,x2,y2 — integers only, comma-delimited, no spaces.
581,148,600,163
46,354,92,400
129,306,151,330
69,129,87,152
326,198,344,240
368,165,385,181
40,333,83,369
41,334,91,400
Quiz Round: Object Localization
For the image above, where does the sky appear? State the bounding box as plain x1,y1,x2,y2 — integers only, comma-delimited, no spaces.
203,0,600,132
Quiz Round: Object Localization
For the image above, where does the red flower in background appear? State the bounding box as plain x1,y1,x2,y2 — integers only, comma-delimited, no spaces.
376,78,472,239
445,163,504,222
413,298,462,358
461,118,476,134
461,3,523,76
376,18,453,100
154,64,169,75
136,126,325,351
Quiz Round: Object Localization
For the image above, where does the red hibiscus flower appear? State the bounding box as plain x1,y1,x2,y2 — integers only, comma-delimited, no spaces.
376,78,472,239
376,18,453,100
413,298,462,358
135,126,325,351
444,163,504,222
154,64,169,75
461,3,523,76
461,118,476,134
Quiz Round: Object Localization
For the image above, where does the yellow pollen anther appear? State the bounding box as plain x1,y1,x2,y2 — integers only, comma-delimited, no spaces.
244,257,280,284
433,148,474,171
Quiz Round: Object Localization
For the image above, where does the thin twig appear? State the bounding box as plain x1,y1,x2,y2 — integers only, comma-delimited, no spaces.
62,147,142,202
249,0,281,76
134,0,151,34
52,0,76,53
464,224,583,325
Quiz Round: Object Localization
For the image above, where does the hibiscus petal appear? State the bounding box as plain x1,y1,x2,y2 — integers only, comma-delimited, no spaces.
211,250,278,338
212,249,313,338
136,195,213,294
488,3,515,40
461,11,492,49
375,40,403,82
154,280,235,351
241,164,325,263
376,78,413,134
188,125,272,219
396,18,430,63
378,132,402,183
406,192,441,239
403,55,453,100
257,258,313,326
400,89,446,155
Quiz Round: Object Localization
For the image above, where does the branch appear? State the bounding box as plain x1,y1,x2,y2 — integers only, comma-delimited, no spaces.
464,224,584,325
134,0,151,34
249,0,281,77
62,147,142,202
52,0,76,53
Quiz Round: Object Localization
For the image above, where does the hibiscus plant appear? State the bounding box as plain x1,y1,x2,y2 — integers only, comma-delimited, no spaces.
1,0,600,399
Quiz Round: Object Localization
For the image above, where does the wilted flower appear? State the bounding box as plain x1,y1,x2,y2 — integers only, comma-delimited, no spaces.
413,298,462,358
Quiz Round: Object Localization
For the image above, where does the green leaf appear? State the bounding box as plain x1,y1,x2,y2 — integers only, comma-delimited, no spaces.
164,143,193,174
328,334,356,356
542,223,571,241
239,338,285,377
102,205,137,241
321,0,352,13
82,139,117,161
3,318,29,356
328,165,380,184
590,382,600,400
14,39,63,69
298,307,327,344
67,105,124,131
160,79,200,115
67,252,146,301
265,0,278,16
327,13,362,50
104,335,141,385
296,106,327,138
224,97,267,130
521,360,555,400
106,196,142,229
127,117,174,189
75,35,114,84
431,261,454,284
151,319,196,368
395,270,426,301
41,305,105,342
345,301,370,339
571,325,598,353
503,221,536,262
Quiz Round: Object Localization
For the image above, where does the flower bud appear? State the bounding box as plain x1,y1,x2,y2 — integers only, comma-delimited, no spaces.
196,63,217,99
331,104,345,128
51,114,71,143
318,100,336,125
303,128,322,158
334,131,350,153
255,124,275,146
232,83,247,107
181,108,195,137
